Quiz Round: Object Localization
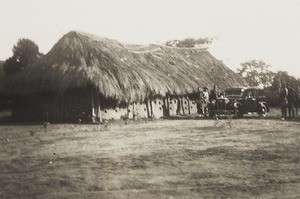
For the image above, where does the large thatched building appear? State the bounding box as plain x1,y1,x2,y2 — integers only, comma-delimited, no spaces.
2,31,246,122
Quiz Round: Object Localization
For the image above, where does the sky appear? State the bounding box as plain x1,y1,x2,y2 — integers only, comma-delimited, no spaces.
1,0,300,77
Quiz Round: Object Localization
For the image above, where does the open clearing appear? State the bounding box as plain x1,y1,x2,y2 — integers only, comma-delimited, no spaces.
0,109,299,199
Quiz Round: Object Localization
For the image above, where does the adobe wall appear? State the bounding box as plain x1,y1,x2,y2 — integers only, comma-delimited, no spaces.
167,96,198,116
181,97,189,115
149,98,164,118
189,100,198,115
168,98,179,116
128,102,148,119
101,97,165,121
101,107,128,120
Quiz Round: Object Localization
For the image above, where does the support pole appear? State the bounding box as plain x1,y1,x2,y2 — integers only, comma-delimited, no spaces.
146,99,150,118
188,98,191,115
150,98,154,117
166,95,170,116
91,88,95,123
96,91,102,122
181,97,185,115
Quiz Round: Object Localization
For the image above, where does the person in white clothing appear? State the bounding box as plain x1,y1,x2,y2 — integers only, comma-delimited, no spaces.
202,87,209,117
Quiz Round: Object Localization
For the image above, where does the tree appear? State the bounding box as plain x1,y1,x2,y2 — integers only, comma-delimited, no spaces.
271,71,300,91
237,60,275,87
3,38,42,75
3,57,23,75
165,37,213,48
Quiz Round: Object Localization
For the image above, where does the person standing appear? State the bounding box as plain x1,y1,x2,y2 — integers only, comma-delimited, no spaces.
287,85,296,119
196,87,204,115
202,87,209,117
209,85,218,102
280,84,288,120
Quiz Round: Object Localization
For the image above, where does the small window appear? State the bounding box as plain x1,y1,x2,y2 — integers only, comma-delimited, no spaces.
185,107,187,109
104,110,107,113
144,108,146,111
170,107,172,110
174,100,176,103
115,109,118,113
159,101,161,105
128,110,131,113
154,100,157,105
184,101,187,104
159,107,162,110
170,101,173,104
191,106,193,109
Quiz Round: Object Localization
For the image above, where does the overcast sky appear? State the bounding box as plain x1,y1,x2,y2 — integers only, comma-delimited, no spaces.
1,0,300,77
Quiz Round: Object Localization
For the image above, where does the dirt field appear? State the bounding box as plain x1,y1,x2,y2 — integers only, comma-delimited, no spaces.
0,109,299,199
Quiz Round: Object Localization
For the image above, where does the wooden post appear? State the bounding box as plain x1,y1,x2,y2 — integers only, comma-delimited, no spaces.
149,98,154,117
91,88,95,122
162,97,167,117
96,91,102,122
176,97,180,115
181,97,185,115
166,95,170,116
146,99,150,118
133,102,136,120
188,98,191,115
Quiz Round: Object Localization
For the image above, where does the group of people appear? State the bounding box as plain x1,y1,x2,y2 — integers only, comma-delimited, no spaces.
197,85,221,117
280,84,297,120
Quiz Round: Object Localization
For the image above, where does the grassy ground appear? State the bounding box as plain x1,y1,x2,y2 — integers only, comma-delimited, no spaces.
0,109,299,199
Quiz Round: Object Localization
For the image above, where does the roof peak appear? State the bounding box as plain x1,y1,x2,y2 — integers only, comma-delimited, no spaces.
65,30,110,41
64,31,208,52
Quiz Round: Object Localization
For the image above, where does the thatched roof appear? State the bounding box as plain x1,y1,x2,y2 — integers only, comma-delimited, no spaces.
1,31,247,102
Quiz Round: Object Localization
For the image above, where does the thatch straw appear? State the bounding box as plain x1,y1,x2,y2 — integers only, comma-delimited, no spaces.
1,31,247,102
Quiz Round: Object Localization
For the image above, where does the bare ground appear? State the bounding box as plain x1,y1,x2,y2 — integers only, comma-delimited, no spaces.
0,109,299,199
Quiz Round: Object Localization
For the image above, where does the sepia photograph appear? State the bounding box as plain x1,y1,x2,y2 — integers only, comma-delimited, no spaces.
0,0,299,198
